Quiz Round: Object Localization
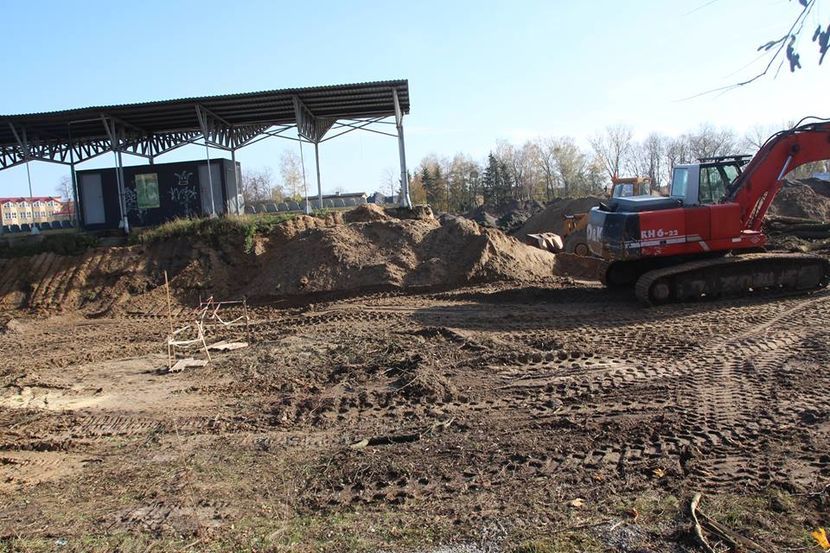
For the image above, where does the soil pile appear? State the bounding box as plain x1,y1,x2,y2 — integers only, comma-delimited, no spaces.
466,199,545,233
513,196,603,241
762,179,830,252
768,180,830,221
244,209,555,297
795,176,830,199
0,208,557,313
341,203,390,223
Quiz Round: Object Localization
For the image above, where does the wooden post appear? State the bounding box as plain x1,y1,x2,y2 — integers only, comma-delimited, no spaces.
164,270,173,335
243,297,250,341
198,320,212,363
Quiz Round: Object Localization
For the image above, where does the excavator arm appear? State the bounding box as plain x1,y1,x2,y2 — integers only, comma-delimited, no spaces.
725,118,830,231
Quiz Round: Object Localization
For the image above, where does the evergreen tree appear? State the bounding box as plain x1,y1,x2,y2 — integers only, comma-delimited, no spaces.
481,153,499,205
498,160,514,203
432,166,447,211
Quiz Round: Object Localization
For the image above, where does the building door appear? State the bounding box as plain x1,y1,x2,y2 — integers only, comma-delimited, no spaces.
80,173,105,225
198,163,223,216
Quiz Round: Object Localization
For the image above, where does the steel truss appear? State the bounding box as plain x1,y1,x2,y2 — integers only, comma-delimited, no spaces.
0,84,413,227
1,112,400,170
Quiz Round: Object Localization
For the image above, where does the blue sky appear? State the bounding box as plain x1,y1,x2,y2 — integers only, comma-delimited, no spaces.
1,0,827,198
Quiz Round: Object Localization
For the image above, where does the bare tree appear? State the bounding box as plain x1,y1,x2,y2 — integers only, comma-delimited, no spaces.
53,175,76,222
664,134,692,184
533,138,558,200
496,140,547,201
585,159,607,195
589,124,634,181
743,124,778,152
627,133,669,188
55,175,73,202
552,137,590,196
381,168,398,197
688,124,739,160
241,167,281,205
518,141,543,200
279,151,303,199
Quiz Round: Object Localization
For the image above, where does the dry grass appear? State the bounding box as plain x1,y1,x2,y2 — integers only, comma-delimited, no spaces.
130,212,300,252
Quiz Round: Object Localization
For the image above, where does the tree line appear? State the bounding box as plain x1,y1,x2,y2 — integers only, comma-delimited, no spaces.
236,121,830,212
407,122,829,213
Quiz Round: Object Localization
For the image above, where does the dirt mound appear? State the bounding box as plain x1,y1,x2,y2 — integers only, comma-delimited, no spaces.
467,199,545,233
245,212,555,297
0,237,251,315
794,176,830,199
268,212,344,243
514,196,603,241
769,181,830,221
342,203,391,223
0,211,557,313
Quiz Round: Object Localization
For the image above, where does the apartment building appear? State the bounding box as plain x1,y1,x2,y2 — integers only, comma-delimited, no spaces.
0,196,69,226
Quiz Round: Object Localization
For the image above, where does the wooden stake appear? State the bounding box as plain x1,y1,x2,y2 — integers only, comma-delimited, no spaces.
164,270,173,335
243,297,251,340
197,320,211,363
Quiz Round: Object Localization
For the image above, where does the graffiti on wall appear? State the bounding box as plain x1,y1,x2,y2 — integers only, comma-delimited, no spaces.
123,187,148,225
169,186,198,216
174,171,193,187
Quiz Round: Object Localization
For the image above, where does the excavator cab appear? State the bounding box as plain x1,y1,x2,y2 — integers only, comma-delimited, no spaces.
670,156,750,206
610,176,652,198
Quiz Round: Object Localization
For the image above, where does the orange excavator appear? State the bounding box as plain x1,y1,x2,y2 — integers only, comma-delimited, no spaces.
587,118,830,305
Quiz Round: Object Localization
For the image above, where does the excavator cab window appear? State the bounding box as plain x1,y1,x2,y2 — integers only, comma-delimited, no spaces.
613,183,634,198
670,167,689,198
699,164,740,204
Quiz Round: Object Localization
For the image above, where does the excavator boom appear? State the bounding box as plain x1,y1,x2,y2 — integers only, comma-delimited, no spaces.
727,119,830,230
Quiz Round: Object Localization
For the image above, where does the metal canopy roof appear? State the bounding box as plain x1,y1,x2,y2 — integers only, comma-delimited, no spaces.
0,79,410,170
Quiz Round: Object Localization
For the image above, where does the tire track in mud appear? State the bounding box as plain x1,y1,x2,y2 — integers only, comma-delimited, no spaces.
395,293,830,497
5,282,830,513
2,414,235,459
675,296,830,490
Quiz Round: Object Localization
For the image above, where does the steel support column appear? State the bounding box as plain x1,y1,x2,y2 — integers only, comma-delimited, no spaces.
8,123,40,233
68,124,81,228
114,150,129,233
314,142,322,212
102,116,130,233
392,89,411,208
195,106,219,217
69,159,79,227
203,140,217,217
298,136,310,215
24,160,38,234
231,148,240,215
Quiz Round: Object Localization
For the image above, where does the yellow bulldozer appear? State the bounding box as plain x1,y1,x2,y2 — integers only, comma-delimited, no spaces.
529,176,654,256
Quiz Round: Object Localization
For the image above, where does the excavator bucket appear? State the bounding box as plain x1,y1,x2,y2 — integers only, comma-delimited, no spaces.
527,232,564,253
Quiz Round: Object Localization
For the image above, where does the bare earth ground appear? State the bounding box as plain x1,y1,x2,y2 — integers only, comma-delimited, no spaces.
1,279,829,552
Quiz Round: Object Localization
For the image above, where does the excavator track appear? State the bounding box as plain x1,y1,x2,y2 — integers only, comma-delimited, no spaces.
635,253,830,306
